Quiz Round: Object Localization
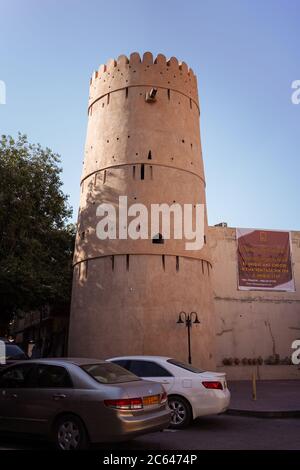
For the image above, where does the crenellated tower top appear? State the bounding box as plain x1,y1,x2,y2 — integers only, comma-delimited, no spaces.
89,51,199,110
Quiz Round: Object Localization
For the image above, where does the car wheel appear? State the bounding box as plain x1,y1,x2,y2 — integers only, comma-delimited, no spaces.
168,395,192,429
54,414,89,450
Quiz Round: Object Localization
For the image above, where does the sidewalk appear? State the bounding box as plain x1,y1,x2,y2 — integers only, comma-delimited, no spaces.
227,380,300,418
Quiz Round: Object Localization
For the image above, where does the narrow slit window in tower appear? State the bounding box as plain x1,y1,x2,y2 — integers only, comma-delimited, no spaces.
162,255,165,270
176,256,179,272
148,150,152,160
111,255,115,271
141,164,145,180
125,87,128,98
126,254,130,271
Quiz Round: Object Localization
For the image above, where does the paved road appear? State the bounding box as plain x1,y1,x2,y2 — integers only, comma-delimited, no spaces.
1,414,300,450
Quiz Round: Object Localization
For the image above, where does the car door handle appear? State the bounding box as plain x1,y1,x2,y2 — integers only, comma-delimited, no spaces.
162,380,170,384
52,394,67,400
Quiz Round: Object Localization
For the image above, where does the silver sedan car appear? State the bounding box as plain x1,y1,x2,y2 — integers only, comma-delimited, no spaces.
0,358,170,449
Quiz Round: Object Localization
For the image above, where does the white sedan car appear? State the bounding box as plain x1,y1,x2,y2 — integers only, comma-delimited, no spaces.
108,356,230,428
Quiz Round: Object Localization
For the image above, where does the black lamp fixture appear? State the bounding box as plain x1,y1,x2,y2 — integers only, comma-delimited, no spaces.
176,311,200,364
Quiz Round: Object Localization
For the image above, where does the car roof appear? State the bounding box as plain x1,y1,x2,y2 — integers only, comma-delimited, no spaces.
109,355,172,361
33,357,107,365
2,358,107,366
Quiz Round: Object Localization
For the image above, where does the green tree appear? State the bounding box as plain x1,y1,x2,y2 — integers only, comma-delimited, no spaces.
0,133,75,333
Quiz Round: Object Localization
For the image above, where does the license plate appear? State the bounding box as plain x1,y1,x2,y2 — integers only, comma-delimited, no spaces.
143,394,160,406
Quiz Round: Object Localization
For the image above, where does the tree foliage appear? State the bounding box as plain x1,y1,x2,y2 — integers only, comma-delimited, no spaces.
0,133,75,331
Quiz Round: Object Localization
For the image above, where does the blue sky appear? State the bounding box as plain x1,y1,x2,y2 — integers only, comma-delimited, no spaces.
0,0,299,230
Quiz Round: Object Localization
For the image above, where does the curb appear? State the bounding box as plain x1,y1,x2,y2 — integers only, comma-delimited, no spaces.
226,409,300,419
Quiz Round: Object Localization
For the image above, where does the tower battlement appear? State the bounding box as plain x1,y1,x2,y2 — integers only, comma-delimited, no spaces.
89,52,199,109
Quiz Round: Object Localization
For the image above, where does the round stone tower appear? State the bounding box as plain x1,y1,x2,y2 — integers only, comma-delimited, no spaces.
68,52,216,369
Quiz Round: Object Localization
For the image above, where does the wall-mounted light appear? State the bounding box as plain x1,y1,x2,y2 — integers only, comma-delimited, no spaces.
145,88,157,103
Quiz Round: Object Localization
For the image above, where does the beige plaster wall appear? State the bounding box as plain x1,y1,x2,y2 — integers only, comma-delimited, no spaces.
209,226,300,379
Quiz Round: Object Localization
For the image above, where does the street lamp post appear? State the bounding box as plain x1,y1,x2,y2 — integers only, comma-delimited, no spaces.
177,311,200,364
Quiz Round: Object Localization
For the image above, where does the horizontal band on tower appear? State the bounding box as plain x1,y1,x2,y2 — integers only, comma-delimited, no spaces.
88,84,200,114
80,162,206,187
73,253,213,269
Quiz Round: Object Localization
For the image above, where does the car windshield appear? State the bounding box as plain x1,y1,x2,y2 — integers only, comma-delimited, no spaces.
5,345,27,360
81,362,140,384
167,359,205,373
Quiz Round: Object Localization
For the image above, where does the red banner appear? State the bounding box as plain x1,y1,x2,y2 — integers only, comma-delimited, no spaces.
236,229,295,291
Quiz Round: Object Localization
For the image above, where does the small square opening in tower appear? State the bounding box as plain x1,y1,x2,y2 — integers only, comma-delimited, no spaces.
152,233,164,244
